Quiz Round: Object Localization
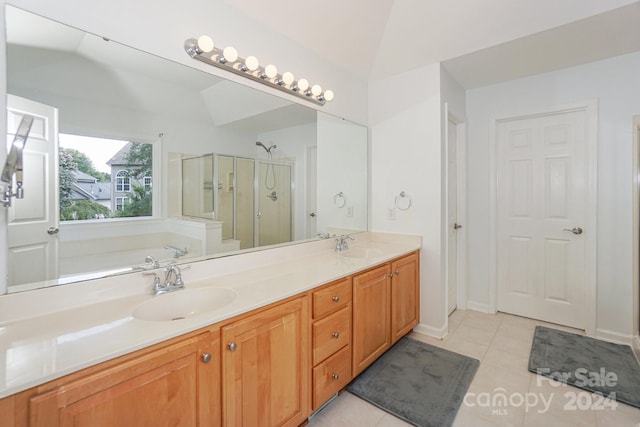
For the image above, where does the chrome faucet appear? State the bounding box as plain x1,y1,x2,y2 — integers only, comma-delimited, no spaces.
334,234,355,252
165,245,189,258
144,264,187,295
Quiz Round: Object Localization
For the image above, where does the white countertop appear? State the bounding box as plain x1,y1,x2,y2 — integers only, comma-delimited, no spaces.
0,232,420,399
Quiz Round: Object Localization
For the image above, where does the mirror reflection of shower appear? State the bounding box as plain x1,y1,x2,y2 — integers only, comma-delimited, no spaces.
256,141,277,190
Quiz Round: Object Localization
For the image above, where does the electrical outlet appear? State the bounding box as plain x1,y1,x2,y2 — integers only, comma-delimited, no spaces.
387,207,396,220
347,206,354,217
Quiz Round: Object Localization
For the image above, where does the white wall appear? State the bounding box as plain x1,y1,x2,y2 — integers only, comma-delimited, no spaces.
369,63,446,336
316,113,368,236
466,52,640,339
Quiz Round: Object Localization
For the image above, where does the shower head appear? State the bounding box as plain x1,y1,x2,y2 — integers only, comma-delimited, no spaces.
256,141,276,153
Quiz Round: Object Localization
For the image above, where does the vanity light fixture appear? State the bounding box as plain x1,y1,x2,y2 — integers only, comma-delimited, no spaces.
185,36,333,106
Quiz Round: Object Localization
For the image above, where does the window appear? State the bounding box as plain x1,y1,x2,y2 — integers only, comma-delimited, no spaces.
115,197,130,211
58,134,156,221
116,171,131,192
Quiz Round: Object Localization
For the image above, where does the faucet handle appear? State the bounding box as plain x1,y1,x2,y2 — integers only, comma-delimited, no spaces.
143,272,162,294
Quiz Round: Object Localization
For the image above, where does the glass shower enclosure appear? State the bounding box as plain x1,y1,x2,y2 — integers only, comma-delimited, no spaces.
182,153,293,250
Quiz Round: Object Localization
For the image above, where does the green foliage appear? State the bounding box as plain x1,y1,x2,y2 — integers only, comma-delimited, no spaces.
115,185,152,218
60,200,111,221
125,143,153,180
58,149,76,208
60,148,109,182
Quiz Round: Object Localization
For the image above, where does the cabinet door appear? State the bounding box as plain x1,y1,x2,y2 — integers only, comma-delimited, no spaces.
352,264,391,376
29,332,218,427
391,252,420,344
221,298,310,427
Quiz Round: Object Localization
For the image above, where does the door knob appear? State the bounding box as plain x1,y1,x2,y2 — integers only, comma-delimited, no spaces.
454,223,462,230
563,227,583,235
310,212,316,217
47,227,59,235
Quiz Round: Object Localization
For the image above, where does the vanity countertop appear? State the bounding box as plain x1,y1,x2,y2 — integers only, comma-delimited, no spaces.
0,232,420,399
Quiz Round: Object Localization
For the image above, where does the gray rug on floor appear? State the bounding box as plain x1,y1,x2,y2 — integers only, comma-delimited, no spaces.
528,326,640,408
347,337,479,427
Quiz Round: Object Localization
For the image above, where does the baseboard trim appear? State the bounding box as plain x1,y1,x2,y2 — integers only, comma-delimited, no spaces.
632,335,640,364
414,322,447,339
466,301,491,314
595,328,633,345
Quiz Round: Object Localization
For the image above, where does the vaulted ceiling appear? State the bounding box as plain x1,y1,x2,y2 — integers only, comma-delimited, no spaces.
223,0,640,87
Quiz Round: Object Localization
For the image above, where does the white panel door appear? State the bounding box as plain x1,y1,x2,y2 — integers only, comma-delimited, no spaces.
497,110,587,328
6,94,59,288
306,145,317,238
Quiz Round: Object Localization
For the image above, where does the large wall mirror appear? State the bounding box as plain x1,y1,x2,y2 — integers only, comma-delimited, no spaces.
4,5,368,293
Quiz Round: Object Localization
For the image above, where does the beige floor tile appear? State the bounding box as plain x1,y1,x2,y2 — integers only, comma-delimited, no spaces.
442,333,490,360
482,344,530,373
462,310,503,333
448,309,468,333
374,414,413,427
594,401,640,427
489,332,535,359
311,392,386,427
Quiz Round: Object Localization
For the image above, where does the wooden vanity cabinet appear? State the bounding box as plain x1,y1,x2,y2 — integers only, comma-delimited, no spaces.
310,278,352,410
22,328,220,427
352,252,420,376
220,296,310,427
390,252,420,344
352,264,391,376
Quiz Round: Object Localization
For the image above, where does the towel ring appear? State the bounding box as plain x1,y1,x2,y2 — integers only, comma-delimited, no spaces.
395,191,412,210
333,192,346,208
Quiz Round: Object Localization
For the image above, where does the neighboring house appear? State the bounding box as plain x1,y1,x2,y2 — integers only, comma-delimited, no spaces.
106,142,152,212
70,170,111,211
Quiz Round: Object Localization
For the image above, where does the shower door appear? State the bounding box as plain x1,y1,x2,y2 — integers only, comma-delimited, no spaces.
256,161,292,247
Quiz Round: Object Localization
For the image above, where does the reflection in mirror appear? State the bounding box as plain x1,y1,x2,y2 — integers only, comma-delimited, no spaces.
4,5,368,293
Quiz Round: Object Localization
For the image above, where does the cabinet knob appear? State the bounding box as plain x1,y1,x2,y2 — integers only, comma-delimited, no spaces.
395,269,400,275
389,273,394,278
332,296,340,302
332,332,340,339
201,353,212,363
332,373,340,381
228,342,237,352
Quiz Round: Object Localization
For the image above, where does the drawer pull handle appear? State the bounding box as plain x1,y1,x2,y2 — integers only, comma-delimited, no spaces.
332,332,340,339
228,342,237,352
332,296,340,302
332,373,340,381
201,353,212,363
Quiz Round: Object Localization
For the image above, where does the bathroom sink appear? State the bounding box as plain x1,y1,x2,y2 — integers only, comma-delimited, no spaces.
133,287,237,321
339,248,385,259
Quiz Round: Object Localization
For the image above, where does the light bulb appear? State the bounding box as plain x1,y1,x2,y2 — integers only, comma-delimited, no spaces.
297,78,309,91
282,72,295,85
311,84,322,96
197,35,214,53
245,56,259,71
323,90,334,102
223,46,238,62
265,64,278,79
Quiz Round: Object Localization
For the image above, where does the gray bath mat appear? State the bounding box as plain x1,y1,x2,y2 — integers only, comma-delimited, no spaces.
347,337,479,427
529,326,640,408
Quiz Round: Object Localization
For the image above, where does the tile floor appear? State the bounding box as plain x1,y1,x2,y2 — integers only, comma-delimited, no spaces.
307,310,640,427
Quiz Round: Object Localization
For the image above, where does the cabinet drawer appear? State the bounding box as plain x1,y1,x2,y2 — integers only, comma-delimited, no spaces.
312,304,351,365
313,277,352,319
313,345,352,410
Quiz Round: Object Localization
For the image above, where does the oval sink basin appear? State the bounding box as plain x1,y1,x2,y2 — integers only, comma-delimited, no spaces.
133,287,237,321
339,248,385,259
